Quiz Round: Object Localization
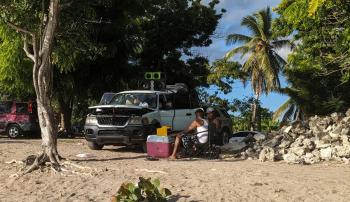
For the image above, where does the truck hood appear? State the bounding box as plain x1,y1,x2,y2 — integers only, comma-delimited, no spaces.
89,104,145,110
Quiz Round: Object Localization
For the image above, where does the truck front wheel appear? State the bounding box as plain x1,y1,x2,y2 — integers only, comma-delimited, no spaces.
87,141,104,150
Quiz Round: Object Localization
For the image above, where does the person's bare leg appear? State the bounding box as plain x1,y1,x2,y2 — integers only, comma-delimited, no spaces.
169,134,181,159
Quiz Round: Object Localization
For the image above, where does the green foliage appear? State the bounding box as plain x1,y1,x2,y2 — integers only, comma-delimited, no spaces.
115,177,171,202
138,0,223,89
207,59,246,94
0,23,34,99
0,0,222,130
308,0,325,16
231,97,279,132
274,0,350,115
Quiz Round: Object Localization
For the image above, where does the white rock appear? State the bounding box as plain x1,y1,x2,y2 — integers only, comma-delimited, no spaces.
259,147,275,162
333,145,350,158
342,157,350,164
315,140,331,149
290,146,306,157
303,152,320,164
283,153,303,164
341,135,350,146
283,126,293,134
320,147,332,160
253,133,266,141
345,108,350,117
341,128,350,136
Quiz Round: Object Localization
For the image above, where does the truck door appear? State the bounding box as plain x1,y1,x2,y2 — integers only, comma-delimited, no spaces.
172,93,195,131
158,93,195,131
158,94,174,128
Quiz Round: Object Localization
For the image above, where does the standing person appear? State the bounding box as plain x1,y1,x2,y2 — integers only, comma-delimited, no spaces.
169,109,208,159
206,107,221,144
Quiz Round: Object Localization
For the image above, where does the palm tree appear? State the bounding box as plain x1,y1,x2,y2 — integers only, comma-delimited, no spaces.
273,99,303,126
224,7,290,131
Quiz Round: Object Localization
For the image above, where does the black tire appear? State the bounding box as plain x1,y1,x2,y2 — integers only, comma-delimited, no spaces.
7,124,22,139
67,132,75,139
221,130,230,145
141,142,147,153
87,141,104,150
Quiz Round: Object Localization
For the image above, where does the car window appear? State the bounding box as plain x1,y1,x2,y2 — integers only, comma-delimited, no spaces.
0,102,12,114
159,94,167,110
109,93,157,109
16,103,28,114
189,93,200,108
173,93,191,109
162,94,174,109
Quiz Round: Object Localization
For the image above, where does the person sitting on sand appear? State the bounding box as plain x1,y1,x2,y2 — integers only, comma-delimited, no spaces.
206,107,221,143
169,109,208,159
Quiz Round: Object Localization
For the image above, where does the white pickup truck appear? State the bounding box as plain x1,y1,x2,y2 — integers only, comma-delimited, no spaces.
84,84,200,151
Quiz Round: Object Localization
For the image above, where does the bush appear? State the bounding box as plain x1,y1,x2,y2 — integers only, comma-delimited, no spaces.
114,177,171,202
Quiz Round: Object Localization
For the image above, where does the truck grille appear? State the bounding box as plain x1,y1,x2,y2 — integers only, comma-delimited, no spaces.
97,116,129,126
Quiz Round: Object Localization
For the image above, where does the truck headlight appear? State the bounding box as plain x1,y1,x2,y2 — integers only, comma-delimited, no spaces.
129,116,149,125
129,116,142,125
85,116,98,125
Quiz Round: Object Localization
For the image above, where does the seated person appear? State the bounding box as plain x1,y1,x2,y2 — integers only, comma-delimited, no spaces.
125,95,134,105
206,107,221,139
169,109,208,159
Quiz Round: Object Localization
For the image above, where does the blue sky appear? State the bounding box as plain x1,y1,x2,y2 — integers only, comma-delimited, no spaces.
198,0,290,112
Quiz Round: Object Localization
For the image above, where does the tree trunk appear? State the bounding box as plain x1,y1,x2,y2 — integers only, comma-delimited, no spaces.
250,93,260,131
6,0,62,173
257,102,261,131
36,0,60,166
58,95,73,132
28,0,61,171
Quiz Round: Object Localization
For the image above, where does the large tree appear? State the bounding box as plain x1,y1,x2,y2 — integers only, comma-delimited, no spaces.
274,0,350,115
0,0,75,172
224,7,290,131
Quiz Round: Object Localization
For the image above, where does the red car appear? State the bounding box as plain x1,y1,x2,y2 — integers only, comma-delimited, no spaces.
0,101,40,138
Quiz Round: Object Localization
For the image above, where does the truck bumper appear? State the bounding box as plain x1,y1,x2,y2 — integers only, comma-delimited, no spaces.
84,124,153,145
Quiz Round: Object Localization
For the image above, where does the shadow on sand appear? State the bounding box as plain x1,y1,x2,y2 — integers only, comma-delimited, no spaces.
71,154,147,162
168,194,204,202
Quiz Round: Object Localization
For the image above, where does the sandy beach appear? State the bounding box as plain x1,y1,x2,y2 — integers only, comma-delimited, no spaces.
1,136,350,202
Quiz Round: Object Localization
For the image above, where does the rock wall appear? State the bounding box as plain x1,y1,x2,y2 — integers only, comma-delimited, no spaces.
221,109,350,164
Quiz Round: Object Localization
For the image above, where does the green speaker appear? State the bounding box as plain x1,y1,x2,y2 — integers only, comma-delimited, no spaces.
144,72,163,80
153,72,162,80
145,72,153,80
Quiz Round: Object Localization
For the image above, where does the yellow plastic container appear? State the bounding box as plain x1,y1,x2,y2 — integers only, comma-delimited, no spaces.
156,126,171,136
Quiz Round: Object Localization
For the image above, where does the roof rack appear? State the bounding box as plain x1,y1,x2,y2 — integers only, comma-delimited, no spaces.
166,83,188,93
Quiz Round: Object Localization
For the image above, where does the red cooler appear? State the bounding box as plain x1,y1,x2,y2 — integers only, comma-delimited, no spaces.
147,135,173,158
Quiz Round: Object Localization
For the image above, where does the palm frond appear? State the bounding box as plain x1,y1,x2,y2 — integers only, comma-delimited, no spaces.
272,39,292,49
282,104,296,123
241,15,262,37
273,99,292,121
226,34,252,45
224,45,250,59
254,7,272,40
272,50,287,67
242,53,258,72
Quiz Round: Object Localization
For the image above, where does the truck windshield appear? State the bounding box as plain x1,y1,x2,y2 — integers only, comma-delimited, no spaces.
109,93,157,109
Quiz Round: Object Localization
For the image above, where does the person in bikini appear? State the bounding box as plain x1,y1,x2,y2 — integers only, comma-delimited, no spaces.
169,108,208,159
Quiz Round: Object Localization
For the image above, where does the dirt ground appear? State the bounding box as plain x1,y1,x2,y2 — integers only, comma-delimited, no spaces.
1,136,350,202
